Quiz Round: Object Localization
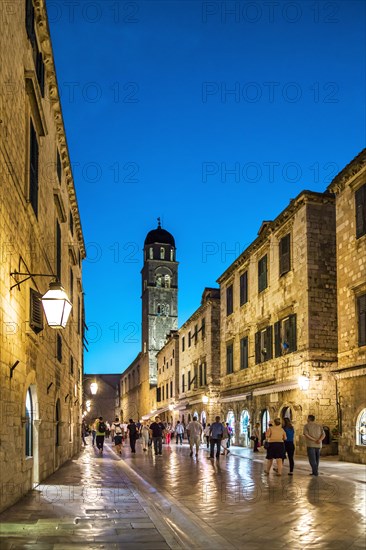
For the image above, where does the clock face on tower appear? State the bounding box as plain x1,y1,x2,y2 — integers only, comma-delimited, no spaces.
142,222,178,385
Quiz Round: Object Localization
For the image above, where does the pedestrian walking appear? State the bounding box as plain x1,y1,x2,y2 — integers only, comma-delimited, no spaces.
105,421,111,440
175,420,184,445
140,421,150,452
221,424,230,456
127,419,139,453
95,417,106,454
264,418,286,475
203,423,211,448
186,416,203,457
91,420,97,446
208,416,224,459
226,423,233,449
165,423,172,445
149,416,165,456
252,422,260,452
111,417,123,455
303,414,326,476
81,420,88,446
283,418,295,475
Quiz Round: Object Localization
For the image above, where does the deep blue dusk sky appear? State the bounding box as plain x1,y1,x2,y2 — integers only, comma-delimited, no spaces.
46,0,365,374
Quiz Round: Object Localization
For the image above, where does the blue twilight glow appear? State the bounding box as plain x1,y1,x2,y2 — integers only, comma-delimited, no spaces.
46,0,365,373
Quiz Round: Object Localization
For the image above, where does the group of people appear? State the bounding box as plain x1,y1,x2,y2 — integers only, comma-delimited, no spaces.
83,413,326,476
262,414,325,476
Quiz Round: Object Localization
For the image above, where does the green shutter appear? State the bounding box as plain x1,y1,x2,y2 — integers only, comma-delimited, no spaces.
288,314,297,352
255,332,261,364
274,321,281,357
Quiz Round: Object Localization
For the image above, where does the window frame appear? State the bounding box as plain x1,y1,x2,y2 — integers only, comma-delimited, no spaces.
258,254,268,293
240,336,249,369
226,342,234,374
226,284,233,316
279,233,291,276
240,271,248,306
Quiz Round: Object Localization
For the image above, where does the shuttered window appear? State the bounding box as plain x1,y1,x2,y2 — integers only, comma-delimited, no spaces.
279,234,291,276
275,314,297,356
57,334,62,362
240,337,248,369
255,326,273,363
182,373,185,393
201,318,206,339
240,271,248,305
25,0,36,46
355,184,366,239
358,294,366,347
56,220,61,281
226,284,233,315
182,336,185,351
157,387,161,402
30,289,43,334
258,255,268,292
29,119,39,217
170,380,173,397
226,343,234,374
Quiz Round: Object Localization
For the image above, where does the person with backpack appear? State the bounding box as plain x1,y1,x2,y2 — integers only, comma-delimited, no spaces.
127,419,138,453
95,416,106,454
111,417,123,455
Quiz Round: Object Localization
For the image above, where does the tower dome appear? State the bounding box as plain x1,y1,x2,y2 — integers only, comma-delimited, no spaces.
144,219,175,247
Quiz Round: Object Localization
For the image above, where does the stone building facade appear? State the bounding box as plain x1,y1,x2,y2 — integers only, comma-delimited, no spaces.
217,191,338,452
154,331,180,424
328,149,366,464
119,223,178,420
176,288,221,427
0,0,85,511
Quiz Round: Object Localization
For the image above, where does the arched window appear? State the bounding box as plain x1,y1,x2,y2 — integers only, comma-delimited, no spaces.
240,410,250,435
170,249,174,261
226,411,236,443
156,275,162,287
55,399,61,447
149,247,153,259
282,406,292,421
160,247,165,259
165,304,170,317
261,409,270,440
164,274,171,288
25,388,33,457
356,409,366,446
157,304,161,315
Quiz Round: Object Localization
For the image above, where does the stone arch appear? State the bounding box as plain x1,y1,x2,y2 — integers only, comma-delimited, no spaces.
23,371,39,486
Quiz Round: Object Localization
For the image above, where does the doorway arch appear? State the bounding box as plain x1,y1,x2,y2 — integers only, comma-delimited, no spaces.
25,384,39,486
261,409,271,442
240,409,250,447
226,411,236,444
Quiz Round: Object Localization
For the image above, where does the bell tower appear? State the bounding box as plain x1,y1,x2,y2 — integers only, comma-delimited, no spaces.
141,219,178,385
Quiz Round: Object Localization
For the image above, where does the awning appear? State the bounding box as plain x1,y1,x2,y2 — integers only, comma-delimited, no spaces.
220,393,251,403
252,380,298,396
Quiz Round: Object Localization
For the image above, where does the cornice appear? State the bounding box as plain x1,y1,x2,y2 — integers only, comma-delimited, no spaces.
328,148,366,194
34,0,86,259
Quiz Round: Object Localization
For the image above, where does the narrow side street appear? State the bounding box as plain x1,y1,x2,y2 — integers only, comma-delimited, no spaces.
0,438,365,549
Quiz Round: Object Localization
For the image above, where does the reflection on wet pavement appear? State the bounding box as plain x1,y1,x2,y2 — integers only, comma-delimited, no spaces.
0,438,365,549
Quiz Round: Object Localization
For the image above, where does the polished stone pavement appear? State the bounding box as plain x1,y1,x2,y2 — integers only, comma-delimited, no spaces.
0,437,365,549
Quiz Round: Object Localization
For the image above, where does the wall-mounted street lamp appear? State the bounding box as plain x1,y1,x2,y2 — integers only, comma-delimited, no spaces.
90,382,98,395
298,372,310,391
168,403,175,411
202,394,209,404
10,272,72,329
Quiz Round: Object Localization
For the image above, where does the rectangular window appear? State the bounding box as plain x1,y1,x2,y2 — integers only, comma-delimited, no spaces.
157,387,161,403
358,294,366,347
70,356,74,375
194,324,198,345
57,334,62,362
201,318,206,339
240,271,248,305
69,210,74,236
279,234,291,276
182,374,185,393
57,149,62,183
162,386,164,400
199,363,203,386
166,383,169,399
56,220,61,281
25,0,36,45
240,336,248,369
355,184,366,239
188,371,191,390
255,326,273,364
258,255,268,292
274,314,297,357
182,336,185,352
170,380,173,397
35,45,45,97
70,268,73,304
203,363,207,386
188,331,191,347
29,119,39,217
226,343,234,374
226,284,233,315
